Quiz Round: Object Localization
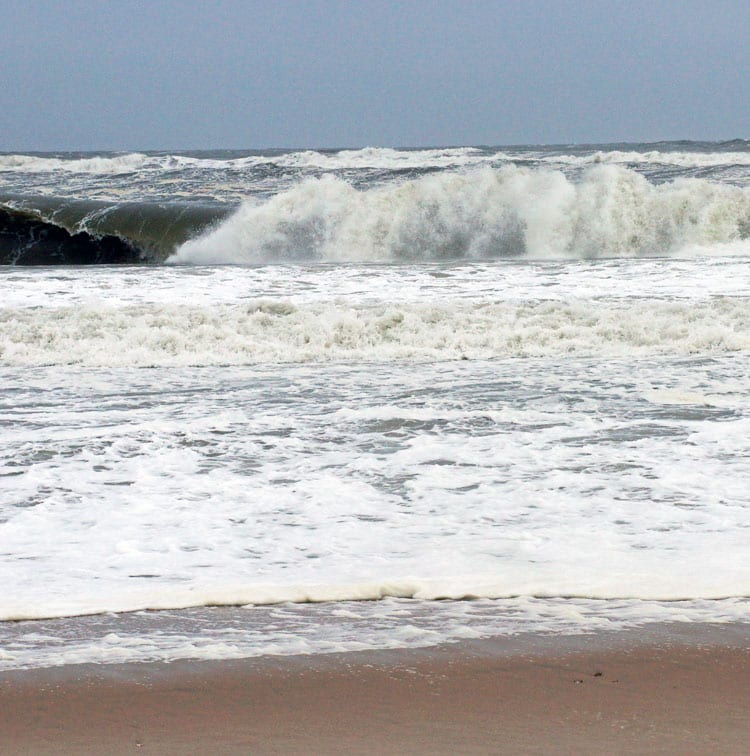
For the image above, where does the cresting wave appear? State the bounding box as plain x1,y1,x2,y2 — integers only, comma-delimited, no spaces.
0,147,491,173
0,152,152,174
0,204,141,265
3,164,750,264
1,142,748,174
2,297,749,366
541,148,750,168
171,165,750,263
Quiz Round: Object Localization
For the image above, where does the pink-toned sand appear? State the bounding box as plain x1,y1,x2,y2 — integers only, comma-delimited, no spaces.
1,630,748,754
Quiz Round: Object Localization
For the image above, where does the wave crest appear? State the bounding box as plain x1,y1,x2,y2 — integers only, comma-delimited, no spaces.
170,165,750,264
0,153,149,174
0,197,229,264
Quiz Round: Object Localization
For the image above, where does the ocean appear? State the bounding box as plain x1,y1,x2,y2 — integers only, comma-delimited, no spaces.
1,142,749,670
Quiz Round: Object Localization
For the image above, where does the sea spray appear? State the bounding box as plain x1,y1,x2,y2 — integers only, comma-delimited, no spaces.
170,165,750,263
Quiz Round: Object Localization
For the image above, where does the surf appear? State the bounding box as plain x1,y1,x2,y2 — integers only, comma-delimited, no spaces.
170,165,750,264
3,296,749,367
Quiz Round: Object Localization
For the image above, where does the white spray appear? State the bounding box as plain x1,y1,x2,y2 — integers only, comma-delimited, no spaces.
169,165,750,263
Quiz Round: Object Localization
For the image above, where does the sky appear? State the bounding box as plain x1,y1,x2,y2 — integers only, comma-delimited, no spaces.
1,0,748,150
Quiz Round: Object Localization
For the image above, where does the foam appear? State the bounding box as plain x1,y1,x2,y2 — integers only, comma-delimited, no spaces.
3,351,749,628
0,153,150,174
263,146,496,170
544,149,750,168
3,146,748,213
169,166,750,264
3,578,750,623
3,597,749,670
0,147,494,175
3,147,749,178
2,297,750,367
4,256,750,310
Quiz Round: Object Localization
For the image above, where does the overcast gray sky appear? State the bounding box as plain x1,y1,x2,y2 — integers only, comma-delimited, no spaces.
1,0,748,150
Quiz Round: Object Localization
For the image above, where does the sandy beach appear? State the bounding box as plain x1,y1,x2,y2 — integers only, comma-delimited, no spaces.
1,623,748,754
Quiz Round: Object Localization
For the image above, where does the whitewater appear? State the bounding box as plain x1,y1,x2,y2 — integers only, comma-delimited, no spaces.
1,142,749,670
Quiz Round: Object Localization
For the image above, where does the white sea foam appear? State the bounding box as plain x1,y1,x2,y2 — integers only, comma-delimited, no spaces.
0,153,150,174
4,257,750,310
0,147,495,175
3,598,749,670
266,146,497,169
144,146,497,172
3,577,750,623
2,297,749,367
2,354,749,625
3,146,748,177
3,146,748,208
544,149,750,168
170,166,750,263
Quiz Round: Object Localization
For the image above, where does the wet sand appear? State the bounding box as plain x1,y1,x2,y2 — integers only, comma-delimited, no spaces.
1,625,748,755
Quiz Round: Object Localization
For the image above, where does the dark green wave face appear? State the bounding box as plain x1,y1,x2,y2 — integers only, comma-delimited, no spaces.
0,196,231,264
0,205,140,264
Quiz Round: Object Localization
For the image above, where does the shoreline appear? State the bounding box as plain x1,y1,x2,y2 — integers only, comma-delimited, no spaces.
2,623,748,754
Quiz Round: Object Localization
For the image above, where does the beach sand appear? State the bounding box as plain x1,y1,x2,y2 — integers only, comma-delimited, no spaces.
1,623,748,754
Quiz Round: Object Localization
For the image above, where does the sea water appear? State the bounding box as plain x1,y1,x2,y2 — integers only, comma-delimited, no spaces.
1,143,749,669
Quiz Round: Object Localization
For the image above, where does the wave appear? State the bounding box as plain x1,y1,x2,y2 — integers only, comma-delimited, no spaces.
0,205,141,265
3,144,749,176
0,147,495,175
258,146,496,170
0,196,229,264
170,165,750,263
541,149,750,168
4,163,750,266
0,152,151,174
2,297,749,366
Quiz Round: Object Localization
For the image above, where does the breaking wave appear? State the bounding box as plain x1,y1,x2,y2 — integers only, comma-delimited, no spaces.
3,163,750,265
541,149,750,168
3,297,749,367
0,152,151,174
0,147,492,174
171,165,750,263
2,143,749,174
